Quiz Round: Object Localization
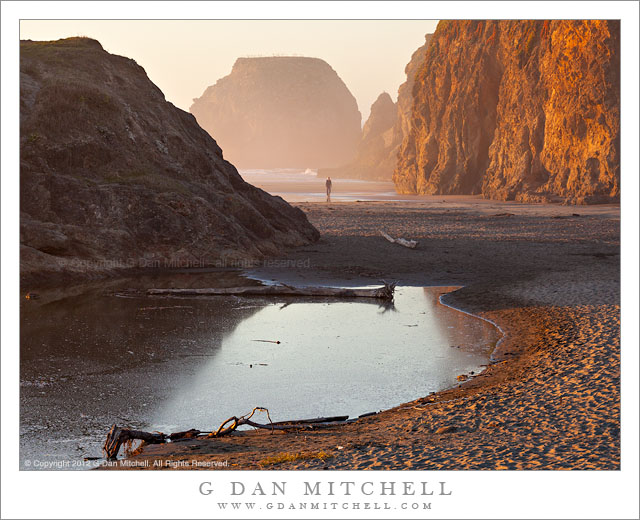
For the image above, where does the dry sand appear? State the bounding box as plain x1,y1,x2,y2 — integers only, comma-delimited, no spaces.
110,200,620,470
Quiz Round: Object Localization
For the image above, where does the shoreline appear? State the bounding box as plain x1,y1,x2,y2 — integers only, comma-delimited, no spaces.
437,290,507,363
19,199,619,470
106,290,618,470
20,198,619,290
95,200,619,470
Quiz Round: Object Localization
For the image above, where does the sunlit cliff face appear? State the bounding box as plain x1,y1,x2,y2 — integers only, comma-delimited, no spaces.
190,57,362,169
394,20,620,204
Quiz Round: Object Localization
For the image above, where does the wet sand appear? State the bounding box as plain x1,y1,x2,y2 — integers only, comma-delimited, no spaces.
108,200,620,470
239,169,431,202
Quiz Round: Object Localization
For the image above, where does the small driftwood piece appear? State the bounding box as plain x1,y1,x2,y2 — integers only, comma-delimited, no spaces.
169,429,201,441
270,415,349,426
379,230,418,249
147,283,395,300
103,424,167,460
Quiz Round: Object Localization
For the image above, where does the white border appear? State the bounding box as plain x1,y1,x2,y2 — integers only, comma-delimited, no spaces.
2,2,638,519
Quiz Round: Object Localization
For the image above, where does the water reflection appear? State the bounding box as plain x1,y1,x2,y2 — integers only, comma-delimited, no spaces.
152,287,499,431
20,275,263,469
20,283,499,470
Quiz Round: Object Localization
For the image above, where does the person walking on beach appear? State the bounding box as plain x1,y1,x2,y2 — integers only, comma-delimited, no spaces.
325,177,332,202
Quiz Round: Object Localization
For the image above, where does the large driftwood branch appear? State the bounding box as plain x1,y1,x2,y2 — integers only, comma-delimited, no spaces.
207,406,275,437
206,410,353,438
103,424,167,460
379,230,418,249
147,283,395,300
102,408,356,459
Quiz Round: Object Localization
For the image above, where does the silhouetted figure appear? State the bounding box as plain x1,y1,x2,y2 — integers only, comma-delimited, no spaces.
326,177,332,202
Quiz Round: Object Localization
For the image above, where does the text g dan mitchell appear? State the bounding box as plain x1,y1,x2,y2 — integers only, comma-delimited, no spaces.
199,480,452,497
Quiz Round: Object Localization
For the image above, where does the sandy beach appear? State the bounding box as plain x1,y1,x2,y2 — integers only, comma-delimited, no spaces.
104,199,620,470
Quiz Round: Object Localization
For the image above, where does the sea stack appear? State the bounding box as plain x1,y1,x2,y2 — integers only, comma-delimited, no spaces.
321,33,433,181
190,56,362,169
319,92,397,181
394,20,620,204
20,38,319,284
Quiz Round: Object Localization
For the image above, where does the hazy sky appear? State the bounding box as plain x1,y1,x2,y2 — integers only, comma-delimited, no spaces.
20,20,439,122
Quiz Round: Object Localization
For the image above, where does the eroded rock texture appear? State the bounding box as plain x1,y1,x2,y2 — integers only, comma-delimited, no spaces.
394,21,620,203
20,38,319,284
190,57,361,169
322,33,433,181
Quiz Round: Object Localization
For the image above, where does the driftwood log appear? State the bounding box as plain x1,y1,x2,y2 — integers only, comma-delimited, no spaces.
379,230,418,249
147,282,396,300
103,425,167,460
102,408,361,459
204,409,354,438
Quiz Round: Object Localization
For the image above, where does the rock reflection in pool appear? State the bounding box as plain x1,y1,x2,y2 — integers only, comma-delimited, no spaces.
151,286,499,431
20,284,499,468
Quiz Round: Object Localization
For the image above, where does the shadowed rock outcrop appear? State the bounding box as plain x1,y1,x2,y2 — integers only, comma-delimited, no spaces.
20,38,319,285
321,33,433,181
190,57,361,169
394,21,620,204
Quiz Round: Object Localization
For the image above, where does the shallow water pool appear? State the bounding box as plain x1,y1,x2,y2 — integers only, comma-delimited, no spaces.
20,283,499,469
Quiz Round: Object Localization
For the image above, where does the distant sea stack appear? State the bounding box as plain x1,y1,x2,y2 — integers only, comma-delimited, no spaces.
322,33,433,181
320,92,396,180
394,21,620,204
190,57,362,169
20,38,319,284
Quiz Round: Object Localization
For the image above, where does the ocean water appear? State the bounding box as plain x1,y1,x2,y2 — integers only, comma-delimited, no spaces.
239,168,415,202
20,280,499,470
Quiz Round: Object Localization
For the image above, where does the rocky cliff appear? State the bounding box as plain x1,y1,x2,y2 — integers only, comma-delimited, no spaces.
320,92,396,180
20,38,319,284
190,57,361,169
321,34,432,181
394,21,620,203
